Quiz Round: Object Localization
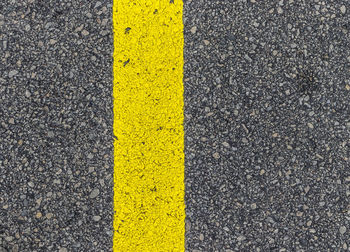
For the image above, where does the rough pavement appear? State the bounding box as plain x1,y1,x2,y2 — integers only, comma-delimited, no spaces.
1,0,350,251
184,0,350,251
0,0,113,251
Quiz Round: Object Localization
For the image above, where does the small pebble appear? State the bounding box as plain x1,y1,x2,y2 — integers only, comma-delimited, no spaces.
5,236,14,242
25,24,31,31
46,213,53,219
82,30,89,36
237,235,246,241
89,188,100,198
190,26,197,34
340,226,347,235
213,152,220,159
222,142,230,148
304,186,310,193
199,233,204,241
309,228,316,233
9,70,18,78
340,5,346,14
251,203,257,209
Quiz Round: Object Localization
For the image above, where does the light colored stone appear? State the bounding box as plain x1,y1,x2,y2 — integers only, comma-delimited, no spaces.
251,203,257,209
46,213,53,219
340,226,347,235
222,142,230,148
304,185,310,193
237,235,246,241
9,70,18,78
82,30,89,36
90,188,100,198
36,212,42,218
213,152,220,159
190,26,197,34
340,5,346,14
5,236,13,242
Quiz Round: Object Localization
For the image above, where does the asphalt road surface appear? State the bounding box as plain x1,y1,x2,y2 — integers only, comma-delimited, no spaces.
1,1,113,251
1,0,350,251
184,0,350,251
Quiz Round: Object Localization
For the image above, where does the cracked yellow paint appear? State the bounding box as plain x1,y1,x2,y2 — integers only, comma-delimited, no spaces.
113,0,185,251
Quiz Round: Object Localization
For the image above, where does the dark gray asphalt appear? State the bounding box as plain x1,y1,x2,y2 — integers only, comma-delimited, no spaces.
2,0,350,251
0,1,113,251
184,0,350,251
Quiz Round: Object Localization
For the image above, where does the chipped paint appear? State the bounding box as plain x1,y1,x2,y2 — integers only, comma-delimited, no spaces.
113,0,185,251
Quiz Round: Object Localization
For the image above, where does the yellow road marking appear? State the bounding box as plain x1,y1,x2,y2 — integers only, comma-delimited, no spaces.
113,0,185,251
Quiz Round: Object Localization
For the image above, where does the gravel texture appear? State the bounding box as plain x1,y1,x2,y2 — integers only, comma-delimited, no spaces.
184,0,350,251
0,0,113,251
2,0,350,251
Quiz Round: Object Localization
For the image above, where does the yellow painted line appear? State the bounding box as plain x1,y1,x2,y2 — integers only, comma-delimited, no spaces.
113,0,185,251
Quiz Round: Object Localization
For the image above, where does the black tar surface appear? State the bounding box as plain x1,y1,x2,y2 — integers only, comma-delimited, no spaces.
0,1,113,251
1,0,350,251
184,0,350,251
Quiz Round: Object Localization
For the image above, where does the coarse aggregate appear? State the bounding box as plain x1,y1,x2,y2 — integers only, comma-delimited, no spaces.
2,0,350,251
0,0,113,251
184,0,350,251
